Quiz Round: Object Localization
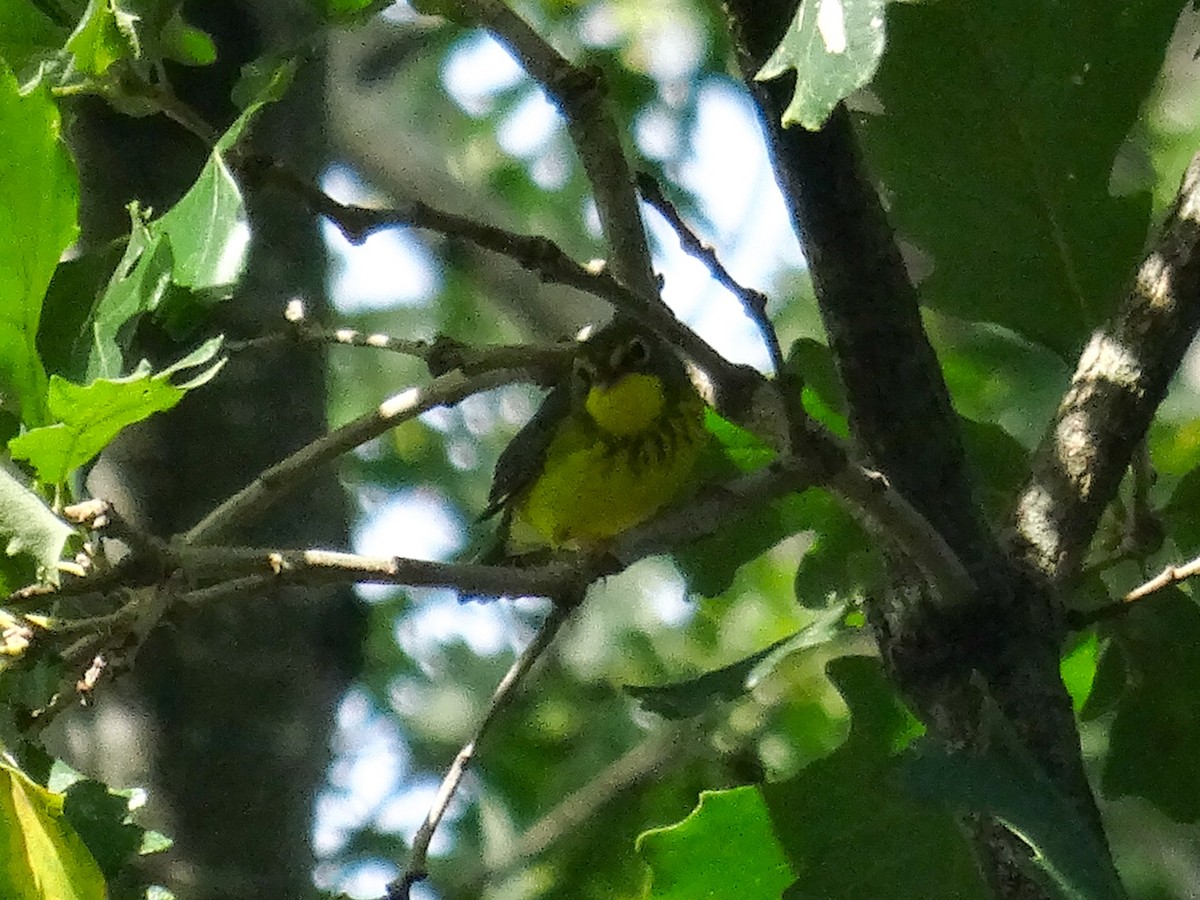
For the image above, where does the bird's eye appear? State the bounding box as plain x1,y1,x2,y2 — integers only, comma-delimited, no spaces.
573,355,597,387
617,336,650,370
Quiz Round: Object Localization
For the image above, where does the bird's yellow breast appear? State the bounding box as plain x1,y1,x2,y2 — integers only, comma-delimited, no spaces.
508,375,704,552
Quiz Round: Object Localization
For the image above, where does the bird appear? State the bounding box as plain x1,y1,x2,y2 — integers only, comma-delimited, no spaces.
480,320,709,562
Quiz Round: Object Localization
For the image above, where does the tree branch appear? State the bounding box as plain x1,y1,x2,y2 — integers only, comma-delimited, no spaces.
636,172,786,375
181,365,534,545
722,3,1117,898
459,0,657,299
1013,151,1200,583
387,600,574,899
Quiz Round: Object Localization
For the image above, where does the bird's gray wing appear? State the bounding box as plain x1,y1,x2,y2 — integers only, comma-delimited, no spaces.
479,383,571,521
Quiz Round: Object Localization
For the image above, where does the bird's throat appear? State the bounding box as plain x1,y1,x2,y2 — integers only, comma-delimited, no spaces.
585,373,666,436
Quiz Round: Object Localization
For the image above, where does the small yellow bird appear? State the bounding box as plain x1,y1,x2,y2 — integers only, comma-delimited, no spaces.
481,320,709,561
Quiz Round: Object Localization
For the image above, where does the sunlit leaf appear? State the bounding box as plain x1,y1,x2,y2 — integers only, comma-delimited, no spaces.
0,761,105,900
0,466,72,587
0,61,79,426
756,0,888,130
1059,629,1100,714
86,141,245,377
10,338,226,485
638,786,795,899
63,0,131,78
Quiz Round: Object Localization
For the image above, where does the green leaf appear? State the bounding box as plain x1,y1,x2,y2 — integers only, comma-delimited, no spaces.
676,489,808,597
958,417,1029,519
703,407,774,473
0,61,80,426
87,204,171,379
159,11,216,66
762,657,989,900
854,0,1182,358
87,141,245,377
0,2,67,82
37,244,125,383
61,780,148,879
9,337,226,485
901,712,1126,900
154,152,246,298
1059,629,1100,714
1162,465,1200,552
1101,590,1200,822
0,466,72,587
230,55,299,112
64,0,132,78
0,761,106,900
638,786,795,899
792,494,875,608
756,0,888,130
625,604,851,719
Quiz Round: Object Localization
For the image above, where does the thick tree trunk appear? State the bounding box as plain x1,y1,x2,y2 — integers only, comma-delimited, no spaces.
60,4,361,897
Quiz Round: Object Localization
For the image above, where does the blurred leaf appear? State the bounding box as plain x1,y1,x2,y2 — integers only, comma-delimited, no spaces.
1101,589,1200,822
0,760,105,900
935,316,1068,449
311,0,393,24
792,493,875,608
0,466,72,587
854,0,1182,358
756,0,887,130
1161,465,1200,551
0,60,79,426
703,407,774,473
958,417,1029,519
10,338,225,485
762,656,989,900
62,779,161,879
625,604,850,719
638,786,795,899
787,338,846,416
0,2,66,81
676,490,808,597
787,337,850,437
901,709,1126,900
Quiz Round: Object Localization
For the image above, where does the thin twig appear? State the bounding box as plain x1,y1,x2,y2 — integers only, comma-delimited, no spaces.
1070,552,1200,628
491,717,709,872
225,306,577,379
387,600,575,899
181,366,534,545
1123,554,1200,603
637,173,785,375
243,154,744,398
459,0,657,299
169,546,583,601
